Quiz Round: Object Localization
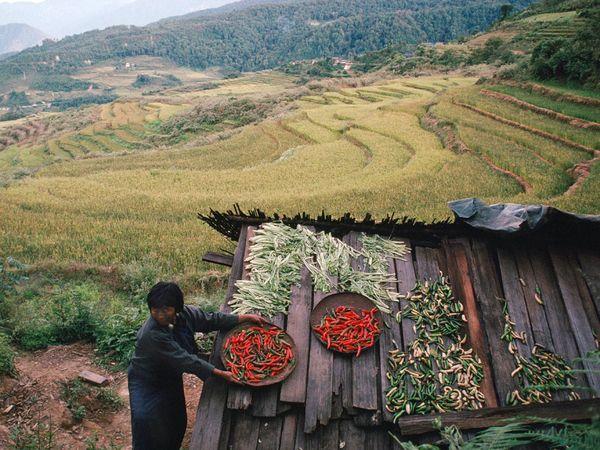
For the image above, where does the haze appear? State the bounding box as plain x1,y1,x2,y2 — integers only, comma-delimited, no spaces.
0,0,235,38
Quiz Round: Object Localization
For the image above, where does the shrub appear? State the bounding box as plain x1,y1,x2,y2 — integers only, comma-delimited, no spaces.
0,333,16,376
529,6,600,86
60,379,123,422
469,37,515,65
8,422,55,450
120,261,161,300
93,305,146,368
10,282,100,350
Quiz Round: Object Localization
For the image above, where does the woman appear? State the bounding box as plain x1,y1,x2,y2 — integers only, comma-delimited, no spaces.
128,281,265,450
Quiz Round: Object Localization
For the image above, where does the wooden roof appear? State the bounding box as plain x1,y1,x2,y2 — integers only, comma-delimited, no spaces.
191,224,600,450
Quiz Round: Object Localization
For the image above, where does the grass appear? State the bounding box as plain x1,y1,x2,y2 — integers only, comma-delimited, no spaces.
520,11,579,22
60,379,123,422
488,85,600,123
535,79,600,101
455,86,599,150
0,74,598,280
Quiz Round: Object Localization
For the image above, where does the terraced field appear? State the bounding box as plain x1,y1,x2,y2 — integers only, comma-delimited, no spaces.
0,73,598,277
0,99,190,182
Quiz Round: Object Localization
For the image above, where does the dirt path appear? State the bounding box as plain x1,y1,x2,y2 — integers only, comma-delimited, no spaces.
0,343,203,449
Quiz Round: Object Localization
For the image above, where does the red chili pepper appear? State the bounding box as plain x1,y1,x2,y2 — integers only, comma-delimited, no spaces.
223,326,294,384
313,307,381,356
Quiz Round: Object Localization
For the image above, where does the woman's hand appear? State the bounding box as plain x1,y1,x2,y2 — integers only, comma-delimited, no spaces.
239,314,268,326
213,368,241,384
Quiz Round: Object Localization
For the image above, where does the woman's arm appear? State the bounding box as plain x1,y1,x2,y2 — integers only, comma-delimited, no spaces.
185,306,267,332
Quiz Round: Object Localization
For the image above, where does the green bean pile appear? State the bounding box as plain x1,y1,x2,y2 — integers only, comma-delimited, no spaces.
231,223,409,316
386,276,485,421
498,297,578,405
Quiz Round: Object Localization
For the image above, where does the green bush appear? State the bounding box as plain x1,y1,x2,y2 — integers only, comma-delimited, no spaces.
10,282,100,350
0,333,16,376
530,6,599,86
93,305,146,368
30,76,95,92
469,37,515,65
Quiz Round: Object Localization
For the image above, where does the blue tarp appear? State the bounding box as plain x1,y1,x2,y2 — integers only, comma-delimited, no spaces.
448,198,600,236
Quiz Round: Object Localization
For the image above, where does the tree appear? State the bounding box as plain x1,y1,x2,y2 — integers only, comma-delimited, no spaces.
499,4,514,21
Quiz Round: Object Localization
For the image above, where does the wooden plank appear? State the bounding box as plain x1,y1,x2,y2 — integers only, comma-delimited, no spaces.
305,422,339,450
228,226,257,410
252,313,285,417
549,246,600,393
496,246,535,358
528,247,589,400
294,412,306,450
570,251,600,333
279,412,298,450
191,226,248,450
380,255,404,422
330,235,355,416
256,416,283,450
397,398,600,435
218,408,233,450
349,232,379,411
304,287,335,433
364,428,390,450
577,250,600,316
414,246,440,280
202,251,234,267
394,240,417,352
513,245,554,350
444,240,498,408
393,239,418,409
338,420,366,450
280,265,313,404
466,238,520,406
229,411,261,450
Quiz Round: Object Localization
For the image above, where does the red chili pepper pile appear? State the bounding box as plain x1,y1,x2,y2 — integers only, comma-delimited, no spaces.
223,326,295,384
313,306,381,356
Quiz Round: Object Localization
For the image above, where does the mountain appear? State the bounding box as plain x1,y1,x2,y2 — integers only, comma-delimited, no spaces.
0,0,534,82
0,0,234,38
0,23,47,56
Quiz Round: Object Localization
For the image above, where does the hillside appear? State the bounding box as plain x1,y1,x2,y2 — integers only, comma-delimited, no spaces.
0,23,47,56
0,0,599,446
0,0,534,85
0,0,233,38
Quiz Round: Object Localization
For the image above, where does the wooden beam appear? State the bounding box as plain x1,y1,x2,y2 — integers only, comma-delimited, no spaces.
444,239,498,408
379,253,405,422
280,263,313,404
191,226,248,450
397,399,600,435
304,286,335,433
549,245,600,392
228,226,257,410
202,252,234,267
466,239,519,406
349,232,379,412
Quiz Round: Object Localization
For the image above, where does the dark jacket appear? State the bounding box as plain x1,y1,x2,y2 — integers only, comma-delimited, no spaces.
129,305,238,381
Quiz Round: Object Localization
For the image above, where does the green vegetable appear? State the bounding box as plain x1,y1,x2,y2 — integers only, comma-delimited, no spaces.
497,296,577,405
230,222,409,316
385,276,485,420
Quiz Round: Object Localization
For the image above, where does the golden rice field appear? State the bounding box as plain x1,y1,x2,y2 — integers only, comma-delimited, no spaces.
0,73,598,277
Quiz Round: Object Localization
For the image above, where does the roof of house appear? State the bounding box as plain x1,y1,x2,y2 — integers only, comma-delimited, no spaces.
191,204,600,449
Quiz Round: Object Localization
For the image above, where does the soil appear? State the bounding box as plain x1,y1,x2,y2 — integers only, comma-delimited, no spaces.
0,342,203,449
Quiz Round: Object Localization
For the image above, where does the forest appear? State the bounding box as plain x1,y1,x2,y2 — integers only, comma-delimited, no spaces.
0,0,534,84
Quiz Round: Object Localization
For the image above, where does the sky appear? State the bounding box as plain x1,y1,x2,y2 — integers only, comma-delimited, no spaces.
0,0,45,3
